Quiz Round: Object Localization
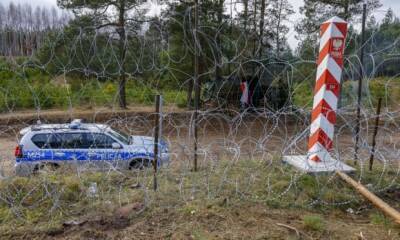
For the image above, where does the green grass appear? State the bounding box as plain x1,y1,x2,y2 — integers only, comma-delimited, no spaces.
0,74,187,112
302,214,325,232
0,159,399,239
0,59,188,111
293,77,400,110
370,212,393,228
292,81,313,109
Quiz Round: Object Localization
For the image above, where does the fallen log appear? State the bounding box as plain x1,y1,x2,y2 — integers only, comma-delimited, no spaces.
336,170,400,225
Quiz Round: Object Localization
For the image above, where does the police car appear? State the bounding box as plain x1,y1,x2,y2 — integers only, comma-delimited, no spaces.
15,119,169,176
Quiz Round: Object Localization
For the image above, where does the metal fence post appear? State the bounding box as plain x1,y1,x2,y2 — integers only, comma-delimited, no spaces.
369,97,382,171
153,94,162,191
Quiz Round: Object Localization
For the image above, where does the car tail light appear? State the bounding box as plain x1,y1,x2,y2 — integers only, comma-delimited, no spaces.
15,145,23,158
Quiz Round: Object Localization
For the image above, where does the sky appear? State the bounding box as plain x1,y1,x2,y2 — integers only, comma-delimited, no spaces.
2,0,400,49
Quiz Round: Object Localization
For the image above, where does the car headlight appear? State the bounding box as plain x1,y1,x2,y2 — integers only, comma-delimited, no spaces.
161,146,169,153
160,139,169,153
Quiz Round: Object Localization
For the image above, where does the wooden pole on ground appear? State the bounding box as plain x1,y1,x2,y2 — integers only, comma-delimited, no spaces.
369,97,382,171
336,170,400,225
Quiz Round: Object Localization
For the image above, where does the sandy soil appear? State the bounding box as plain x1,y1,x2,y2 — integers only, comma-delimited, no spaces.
0,136,18,176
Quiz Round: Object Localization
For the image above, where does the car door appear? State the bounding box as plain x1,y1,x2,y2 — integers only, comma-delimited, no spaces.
52,132,88,162
86,133,123,168
30,133,54,161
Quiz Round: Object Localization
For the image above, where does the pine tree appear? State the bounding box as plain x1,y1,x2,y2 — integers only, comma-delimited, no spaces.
268,0,294,58
296,0,382,40
58,0,146,109
382,8,394,26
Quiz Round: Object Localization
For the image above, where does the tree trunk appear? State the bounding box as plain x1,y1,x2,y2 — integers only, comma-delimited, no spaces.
276,0,283,58
251,0,257,77
187,59,194,108
215,0,224,84
343,0,350,21
259,0,266,59
243,0,248,33
117,0,127,109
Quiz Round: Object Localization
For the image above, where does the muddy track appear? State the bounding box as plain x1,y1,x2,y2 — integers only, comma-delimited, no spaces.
0,106,185,125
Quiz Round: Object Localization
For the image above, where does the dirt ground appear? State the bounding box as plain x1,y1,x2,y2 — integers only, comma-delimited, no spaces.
2,192,400,240
1,109,399,177
17,203,400,240
0,136,18,176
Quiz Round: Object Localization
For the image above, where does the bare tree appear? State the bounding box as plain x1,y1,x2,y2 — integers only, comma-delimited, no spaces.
34,6,42,30
0,3,70,56
41,7,50,30
0,3,4,29
51,6,59,28
215,0,225,82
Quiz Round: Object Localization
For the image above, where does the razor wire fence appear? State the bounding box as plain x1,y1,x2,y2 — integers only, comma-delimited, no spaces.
0,1,399,226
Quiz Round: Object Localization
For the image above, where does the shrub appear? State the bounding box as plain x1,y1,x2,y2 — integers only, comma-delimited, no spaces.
368,78,387,101
0,68,188,111
163,90,187,107
368,77,400,107
126,85,155,105
292,82,313,109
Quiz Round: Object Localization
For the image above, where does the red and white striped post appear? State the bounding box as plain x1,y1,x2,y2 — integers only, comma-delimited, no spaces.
283,16,354,172
308,16,347,163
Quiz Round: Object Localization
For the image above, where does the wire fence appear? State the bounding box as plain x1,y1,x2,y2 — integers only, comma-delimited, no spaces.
0,2,399,231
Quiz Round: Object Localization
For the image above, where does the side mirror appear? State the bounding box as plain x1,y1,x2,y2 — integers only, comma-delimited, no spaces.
112,142,122,149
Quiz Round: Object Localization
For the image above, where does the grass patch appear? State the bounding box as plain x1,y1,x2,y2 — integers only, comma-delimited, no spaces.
293,77,400,110
0,65,187,112
369,212,394,229
302,214,325,232
292,81,313,109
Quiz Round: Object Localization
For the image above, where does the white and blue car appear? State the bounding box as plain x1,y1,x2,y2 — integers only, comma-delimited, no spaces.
15,119,169,176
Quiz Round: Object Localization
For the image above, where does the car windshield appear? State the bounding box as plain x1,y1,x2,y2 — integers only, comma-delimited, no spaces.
107,128,130,145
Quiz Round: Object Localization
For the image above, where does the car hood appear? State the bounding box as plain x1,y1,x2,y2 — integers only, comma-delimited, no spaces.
130,136,154,147
129,136,167,152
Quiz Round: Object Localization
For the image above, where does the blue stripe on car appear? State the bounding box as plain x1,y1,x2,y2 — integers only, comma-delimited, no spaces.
17,150,154,162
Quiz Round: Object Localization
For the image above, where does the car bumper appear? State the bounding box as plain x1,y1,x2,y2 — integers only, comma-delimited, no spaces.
159,152,170,166
15,162,36,176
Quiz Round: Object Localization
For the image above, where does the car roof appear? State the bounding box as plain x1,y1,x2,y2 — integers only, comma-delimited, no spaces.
20,120,110,135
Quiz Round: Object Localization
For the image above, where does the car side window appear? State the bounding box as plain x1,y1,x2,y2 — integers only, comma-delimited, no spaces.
49,134,63,148
59,133,87,149
32,133,89,149
32,133,66,149
31,134,51,149
86,133,116,149
32,133,116,149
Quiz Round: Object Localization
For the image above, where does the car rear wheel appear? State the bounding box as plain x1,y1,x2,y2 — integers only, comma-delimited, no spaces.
33,162,60,174
129,159,151,170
